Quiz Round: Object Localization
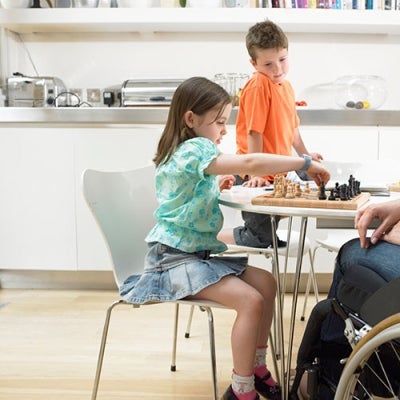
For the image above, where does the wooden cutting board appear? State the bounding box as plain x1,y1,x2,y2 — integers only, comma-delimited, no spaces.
251,191,371,210
389,183,400,192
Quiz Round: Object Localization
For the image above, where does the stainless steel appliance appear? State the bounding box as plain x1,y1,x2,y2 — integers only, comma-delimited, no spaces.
119,78,184,107
6,73,68,107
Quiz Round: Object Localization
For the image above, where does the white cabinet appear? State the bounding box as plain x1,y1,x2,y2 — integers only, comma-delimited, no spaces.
0,126,161,271
379,127,400,161
300,126,379,161
0,129,76,270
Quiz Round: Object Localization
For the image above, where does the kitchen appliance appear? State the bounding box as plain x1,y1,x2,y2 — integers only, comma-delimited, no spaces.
119,78,184,107
72,0,99,6
6,73,68,107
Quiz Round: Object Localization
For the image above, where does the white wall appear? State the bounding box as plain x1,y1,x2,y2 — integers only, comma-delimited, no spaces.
5,30,400,109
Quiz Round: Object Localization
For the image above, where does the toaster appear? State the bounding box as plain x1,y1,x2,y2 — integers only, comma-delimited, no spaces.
6,73,68,107
120,78,184,107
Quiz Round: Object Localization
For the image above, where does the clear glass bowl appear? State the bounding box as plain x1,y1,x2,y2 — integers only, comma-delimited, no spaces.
334,75,387,110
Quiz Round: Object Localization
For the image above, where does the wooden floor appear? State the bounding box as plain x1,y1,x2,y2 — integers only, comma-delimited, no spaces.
0,289,321,400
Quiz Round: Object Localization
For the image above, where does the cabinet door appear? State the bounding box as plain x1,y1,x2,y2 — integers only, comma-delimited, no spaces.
0,129,76,270
379,127,400,161
75,126,162,271
300,126,379,162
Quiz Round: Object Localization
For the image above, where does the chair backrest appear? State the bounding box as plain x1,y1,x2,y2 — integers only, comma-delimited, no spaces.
82,165,158,288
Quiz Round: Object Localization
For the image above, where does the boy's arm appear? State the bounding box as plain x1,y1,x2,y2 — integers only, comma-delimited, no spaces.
245,130,270,187
292,127,323,161
247,130,263,153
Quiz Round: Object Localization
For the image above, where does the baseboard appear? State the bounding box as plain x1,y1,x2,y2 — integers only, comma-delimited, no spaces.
0,269,117,290
0,269,332,292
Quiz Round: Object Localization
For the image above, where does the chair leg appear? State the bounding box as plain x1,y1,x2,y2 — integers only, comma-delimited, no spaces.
202,306,218,400
170,303,180,372
91,299,127,400
185,305,196,338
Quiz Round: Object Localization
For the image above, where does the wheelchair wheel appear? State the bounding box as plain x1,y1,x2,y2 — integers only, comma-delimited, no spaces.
335,318,400,400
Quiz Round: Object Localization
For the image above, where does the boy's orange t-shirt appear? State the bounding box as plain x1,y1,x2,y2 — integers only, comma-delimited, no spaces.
236,72,300,181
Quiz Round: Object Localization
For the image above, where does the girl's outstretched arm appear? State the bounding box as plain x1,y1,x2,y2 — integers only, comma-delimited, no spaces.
206,153,330,188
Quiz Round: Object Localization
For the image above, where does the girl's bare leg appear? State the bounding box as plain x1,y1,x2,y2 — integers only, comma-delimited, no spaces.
189,268,276,377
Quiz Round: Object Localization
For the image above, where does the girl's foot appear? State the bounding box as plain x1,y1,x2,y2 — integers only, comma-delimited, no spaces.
254,372,282,400
221,385,260,400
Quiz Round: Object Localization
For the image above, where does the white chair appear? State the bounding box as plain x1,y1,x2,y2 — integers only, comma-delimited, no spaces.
82,165,235,400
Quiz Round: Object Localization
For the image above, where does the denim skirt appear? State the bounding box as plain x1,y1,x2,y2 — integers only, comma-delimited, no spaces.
119,242,248,304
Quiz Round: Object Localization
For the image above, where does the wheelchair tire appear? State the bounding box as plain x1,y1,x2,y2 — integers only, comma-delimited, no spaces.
335,320,400,399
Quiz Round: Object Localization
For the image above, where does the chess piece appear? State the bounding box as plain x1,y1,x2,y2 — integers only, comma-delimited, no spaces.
285,183,295,199
328,189,336,201
295,182,302,197
339,184,349,201
274,183,283,198
318,182,327,200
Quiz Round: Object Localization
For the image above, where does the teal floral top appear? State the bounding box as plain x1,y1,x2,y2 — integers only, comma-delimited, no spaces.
146,137,228,254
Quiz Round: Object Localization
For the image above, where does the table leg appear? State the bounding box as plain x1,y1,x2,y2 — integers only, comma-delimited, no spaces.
270,215,286,398
281,216,293,306
285,216,308,398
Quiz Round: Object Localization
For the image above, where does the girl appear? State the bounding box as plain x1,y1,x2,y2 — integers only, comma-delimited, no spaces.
120,77,330,400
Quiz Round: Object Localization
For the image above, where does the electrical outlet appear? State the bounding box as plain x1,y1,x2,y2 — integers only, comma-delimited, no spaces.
70,88,82,100
87,88,101,103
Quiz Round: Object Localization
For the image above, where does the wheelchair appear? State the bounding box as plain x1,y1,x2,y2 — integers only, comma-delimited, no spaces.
289,264,400,400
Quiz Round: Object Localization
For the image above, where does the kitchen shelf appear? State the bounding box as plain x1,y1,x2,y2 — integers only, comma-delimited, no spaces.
0,107,399,126
0,8,399,35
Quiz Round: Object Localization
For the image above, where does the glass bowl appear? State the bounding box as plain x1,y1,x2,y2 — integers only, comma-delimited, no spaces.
334,75,387,110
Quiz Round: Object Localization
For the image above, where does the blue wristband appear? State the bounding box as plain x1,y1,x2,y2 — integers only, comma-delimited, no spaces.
300,154,312,171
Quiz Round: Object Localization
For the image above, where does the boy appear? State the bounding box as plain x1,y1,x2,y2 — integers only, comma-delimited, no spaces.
220,20,323,249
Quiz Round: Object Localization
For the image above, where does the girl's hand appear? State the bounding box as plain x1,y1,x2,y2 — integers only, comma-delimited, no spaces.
242,176,271,188
305,161,331,187
219,175,235,192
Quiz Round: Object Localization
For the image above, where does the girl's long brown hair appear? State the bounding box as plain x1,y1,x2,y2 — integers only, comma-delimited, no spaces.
153,77,232,166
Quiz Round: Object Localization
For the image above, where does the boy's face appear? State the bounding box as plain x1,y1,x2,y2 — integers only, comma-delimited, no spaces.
250,47,289,84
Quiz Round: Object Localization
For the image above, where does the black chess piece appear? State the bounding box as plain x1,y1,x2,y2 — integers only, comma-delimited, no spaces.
318,182,327,200
339,184,349,201
355,180,361,194
334,182,340,198
348,174,356,197
328,189,336,201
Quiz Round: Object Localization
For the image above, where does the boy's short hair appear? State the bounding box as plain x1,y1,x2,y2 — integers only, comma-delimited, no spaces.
246,20,288,61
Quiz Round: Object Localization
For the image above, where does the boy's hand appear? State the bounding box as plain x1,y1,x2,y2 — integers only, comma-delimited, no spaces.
219,175,236,192
242,176,271,188
310,152,323,162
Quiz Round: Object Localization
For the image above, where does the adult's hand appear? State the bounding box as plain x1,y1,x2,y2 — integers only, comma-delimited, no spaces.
383,220,400,246
355,199,400,248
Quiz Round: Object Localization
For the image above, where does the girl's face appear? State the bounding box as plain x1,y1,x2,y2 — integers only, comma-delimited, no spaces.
251,47,289,84
185,103,232,146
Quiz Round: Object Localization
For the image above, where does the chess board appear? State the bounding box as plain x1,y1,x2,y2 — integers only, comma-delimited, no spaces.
390,182,400,192
251,191,371,210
